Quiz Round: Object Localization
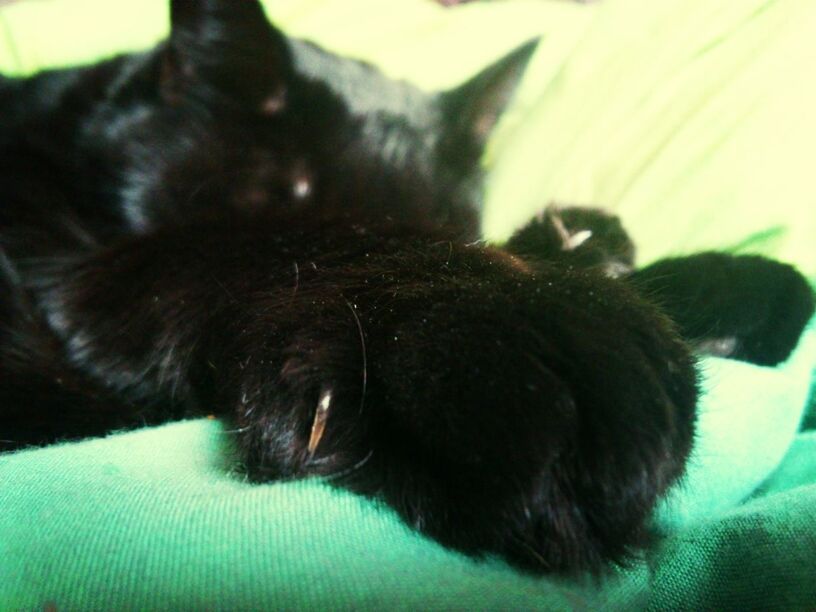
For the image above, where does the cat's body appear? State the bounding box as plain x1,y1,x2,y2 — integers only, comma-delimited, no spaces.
1,0,812,573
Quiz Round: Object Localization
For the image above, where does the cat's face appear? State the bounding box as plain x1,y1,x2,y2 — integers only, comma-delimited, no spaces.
78,0,536,239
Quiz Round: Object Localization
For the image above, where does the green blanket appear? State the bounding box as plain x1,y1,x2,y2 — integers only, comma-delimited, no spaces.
2,0,815,609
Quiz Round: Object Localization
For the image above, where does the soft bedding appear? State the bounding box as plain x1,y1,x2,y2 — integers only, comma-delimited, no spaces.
1,0,815,609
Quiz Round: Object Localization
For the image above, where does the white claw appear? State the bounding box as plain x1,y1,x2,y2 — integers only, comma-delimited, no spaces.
308,389,333,456
566,229,593,250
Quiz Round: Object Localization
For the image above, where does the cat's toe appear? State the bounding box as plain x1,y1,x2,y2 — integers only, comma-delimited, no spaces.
506,205,635,277
220,338,371,482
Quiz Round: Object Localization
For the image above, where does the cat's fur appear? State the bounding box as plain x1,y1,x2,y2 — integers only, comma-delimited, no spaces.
0,0,812,573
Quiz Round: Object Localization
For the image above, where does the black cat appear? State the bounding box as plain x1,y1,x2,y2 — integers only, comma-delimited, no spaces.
0,0,812,573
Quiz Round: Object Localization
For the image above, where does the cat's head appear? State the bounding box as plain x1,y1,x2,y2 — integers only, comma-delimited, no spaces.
80,0,536,238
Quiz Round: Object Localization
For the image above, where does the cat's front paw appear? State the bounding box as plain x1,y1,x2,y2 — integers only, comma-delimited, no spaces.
217,244,698,573
506,205,635,277
630,253,815,366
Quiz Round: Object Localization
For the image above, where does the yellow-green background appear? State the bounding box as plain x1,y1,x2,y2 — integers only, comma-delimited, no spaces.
2,0,815,272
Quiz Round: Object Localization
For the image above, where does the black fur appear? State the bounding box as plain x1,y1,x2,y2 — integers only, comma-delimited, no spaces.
506,205,636,277
0,0,811,573
630,253,815,366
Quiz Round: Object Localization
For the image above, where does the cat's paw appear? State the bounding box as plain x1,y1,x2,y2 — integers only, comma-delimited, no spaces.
506,205,635,277
630,253,815,366
217,243,698,573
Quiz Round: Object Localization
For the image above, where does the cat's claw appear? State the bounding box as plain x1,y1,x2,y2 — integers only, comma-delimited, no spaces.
308,388,333,457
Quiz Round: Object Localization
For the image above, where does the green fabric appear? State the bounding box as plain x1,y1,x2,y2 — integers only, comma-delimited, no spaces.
2,0,816,608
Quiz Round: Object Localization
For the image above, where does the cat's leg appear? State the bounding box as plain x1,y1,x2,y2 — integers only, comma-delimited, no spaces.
0,247,176,450
219,228,698,573
16,215,697,572
628,253,815,366
0,357,165,452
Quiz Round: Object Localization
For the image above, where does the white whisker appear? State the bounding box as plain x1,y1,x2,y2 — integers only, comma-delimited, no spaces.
343,297,368,415
320,449,374,482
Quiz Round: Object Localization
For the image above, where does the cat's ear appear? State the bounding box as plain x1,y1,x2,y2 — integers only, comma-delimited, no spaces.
162,0,293,112
439,40,538,150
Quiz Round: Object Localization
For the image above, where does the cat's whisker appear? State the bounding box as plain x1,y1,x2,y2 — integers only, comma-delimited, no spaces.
218,425,253,435
184,171,225,208
343,297,368,415
508,532,551,569
318,449,374,482
209,272,238,303
305,454,334,466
